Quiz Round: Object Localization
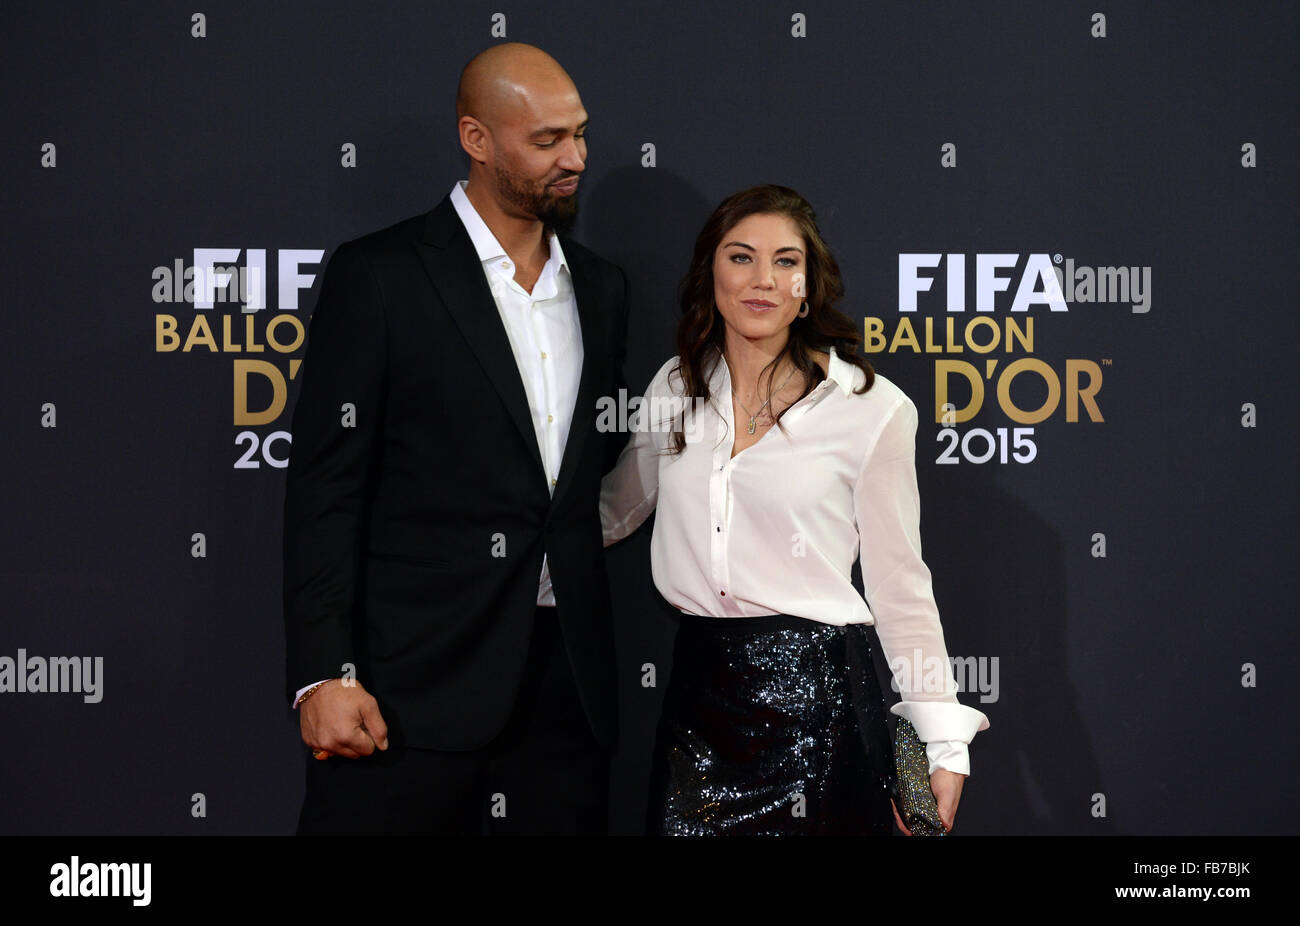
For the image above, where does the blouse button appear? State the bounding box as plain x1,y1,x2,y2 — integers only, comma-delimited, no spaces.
720,590,726,596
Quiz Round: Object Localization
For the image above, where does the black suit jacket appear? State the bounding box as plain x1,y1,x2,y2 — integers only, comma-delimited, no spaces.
283,192,629,751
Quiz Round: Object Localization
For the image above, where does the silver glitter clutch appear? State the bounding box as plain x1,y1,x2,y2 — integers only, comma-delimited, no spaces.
892,716,948,836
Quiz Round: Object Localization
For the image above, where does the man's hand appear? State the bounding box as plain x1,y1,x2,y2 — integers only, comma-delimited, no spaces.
890,767,965,834
299,679,389,759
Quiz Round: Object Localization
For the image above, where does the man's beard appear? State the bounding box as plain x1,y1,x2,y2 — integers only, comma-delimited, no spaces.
494,161,579,233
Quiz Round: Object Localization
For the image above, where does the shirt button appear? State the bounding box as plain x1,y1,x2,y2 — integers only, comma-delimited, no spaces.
540,351,547,359
551,478,557,486
720,590,726,597
715,526,720,532
547,414,554,423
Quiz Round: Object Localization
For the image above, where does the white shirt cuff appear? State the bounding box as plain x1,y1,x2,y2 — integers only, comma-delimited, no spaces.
889,701,989,776
924,740,970,777
293,678,331,709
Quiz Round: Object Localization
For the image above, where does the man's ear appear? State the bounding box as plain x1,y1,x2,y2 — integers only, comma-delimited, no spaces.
458,116,490,165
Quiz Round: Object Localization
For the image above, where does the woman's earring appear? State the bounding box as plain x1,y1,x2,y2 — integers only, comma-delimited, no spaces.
797,301,810,318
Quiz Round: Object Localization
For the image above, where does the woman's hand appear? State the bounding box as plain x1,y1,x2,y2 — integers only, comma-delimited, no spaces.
890,798,912,835
929,768,965,832
890,768,966,834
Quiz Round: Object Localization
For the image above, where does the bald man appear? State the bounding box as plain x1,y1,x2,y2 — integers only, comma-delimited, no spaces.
283,43,629,835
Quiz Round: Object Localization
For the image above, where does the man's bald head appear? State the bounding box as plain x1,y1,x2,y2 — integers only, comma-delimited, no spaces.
456,42,576,130
454,43,588,232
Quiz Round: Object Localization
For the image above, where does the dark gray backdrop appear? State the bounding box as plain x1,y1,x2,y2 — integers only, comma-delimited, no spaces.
2,1,1296,834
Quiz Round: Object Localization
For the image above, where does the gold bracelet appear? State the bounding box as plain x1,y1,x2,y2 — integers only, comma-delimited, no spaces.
296,680,332,707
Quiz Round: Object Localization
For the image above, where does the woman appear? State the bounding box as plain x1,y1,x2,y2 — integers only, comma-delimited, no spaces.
600,185,990,835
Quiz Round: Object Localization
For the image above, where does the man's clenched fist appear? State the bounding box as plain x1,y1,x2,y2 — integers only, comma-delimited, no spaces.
299,679,390,759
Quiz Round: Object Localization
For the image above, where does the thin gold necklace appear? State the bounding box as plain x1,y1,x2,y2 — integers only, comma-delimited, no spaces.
733,366,797,435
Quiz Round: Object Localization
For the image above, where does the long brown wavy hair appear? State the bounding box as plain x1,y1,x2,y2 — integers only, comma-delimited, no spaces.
667,184,875,455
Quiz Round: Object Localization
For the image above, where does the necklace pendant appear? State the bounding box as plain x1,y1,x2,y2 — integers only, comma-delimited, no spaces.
747,417,757,435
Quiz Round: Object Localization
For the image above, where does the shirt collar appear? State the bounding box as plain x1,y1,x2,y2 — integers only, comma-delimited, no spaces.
708,344,859,397
823,346,859,395
449,179,569,274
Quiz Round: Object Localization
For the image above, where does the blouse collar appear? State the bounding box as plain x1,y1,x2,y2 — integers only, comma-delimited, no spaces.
706,344,859,397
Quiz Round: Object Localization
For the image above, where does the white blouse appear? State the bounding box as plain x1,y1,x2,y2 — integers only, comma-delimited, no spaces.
599,345,990,776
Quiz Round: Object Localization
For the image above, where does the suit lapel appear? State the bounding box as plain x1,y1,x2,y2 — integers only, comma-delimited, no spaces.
412,194,604,505
413,195,546,484
550,242,600,509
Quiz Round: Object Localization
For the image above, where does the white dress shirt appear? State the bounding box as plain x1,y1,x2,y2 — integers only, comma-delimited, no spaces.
449,179,583,607
293,180,583,707
599,346,990,775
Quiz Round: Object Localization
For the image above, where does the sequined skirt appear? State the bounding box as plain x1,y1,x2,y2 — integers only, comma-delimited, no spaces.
646,613,899,835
